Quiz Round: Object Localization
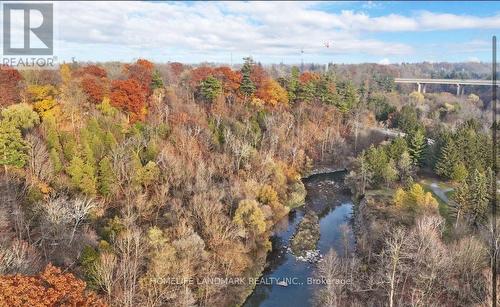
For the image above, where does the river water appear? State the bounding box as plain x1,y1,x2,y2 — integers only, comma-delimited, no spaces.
243,171,354,307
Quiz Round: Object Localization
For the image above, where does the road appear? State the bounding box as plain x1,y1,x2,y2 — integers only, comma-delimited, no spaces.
429,182,453,204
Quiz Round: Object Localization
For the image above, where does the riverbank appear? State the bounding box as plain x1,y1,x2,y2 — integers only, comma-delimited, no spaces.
243,170,353,307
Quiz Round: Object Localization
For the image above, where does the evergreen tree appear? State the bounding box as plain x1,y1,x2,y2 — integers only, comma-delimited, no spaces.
200,76,222,102
435,138,459,179
49,148,63,173
336,81,358,113
451,163,468,182
67,155,97,195
452,169,490,226
406,128,426,166
151,70,164,89
397,150,414,186
67,156,85,188
240,57,256,99
98,156,115,196
467,169,489,226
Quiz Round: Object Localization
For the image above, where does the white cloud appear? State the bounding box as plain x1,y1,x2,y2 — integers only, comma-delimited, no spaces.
378,58,390,65
45,1,500,62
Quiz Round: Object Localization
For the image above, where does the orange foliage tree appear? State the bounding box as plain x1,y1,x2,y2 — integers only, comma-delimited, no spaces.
256,78,289,106
0,65,23,107
125,59,154,96
299,72,320,84
213,67,242,97
110,79,146,122
0,264,106,306
250,64,267,91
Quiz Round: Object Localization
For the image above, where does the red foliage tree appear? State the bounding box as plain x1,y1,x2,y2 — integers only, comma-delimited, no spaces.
81,76,107,104
124,59,154,96
250,64,267,91
0,264,107,306
110,79,146,121
78,65,107,78
169,62,184,79
189,66,215,88
0,65,23,107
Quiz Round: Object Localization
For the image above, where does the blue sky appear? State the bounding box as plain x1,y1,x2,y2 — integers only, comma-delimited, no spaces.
44,1,500,64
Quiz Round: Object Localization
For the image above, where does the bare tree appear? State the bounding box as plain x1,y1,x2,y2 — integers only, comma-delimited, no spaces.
380,227,410,307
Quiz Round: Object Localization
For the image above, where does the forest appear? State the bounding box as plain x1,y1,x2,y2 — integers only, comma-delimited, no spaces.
0,58,497,306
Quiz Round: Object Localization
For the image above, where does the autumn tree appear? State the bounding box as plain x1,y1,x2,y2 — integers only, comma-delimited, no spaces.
233,199,266,244
76,65,107,78
27,84,59,119
125,59,154,96
0,263,106,306
256,78,289,106
110,79,147,122
0,65,23,107
81,76,107,104
393,183,439,215
213,67,241,102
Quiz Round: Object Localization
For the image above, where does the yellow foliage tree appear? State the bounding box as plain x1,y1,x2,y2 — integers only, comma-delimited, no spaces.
28,85,59,119
233,199,266,235
393,183,439,214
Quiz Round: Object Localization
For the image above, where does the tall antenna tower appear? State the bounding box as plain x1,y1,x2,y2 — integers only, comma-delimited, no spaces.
300,48,304,71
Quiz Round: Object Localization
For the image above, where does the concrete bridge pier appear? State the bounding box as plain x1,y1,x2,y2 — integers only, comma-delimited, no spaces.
456,84,461,96
417,82,421,93
422,84,427,93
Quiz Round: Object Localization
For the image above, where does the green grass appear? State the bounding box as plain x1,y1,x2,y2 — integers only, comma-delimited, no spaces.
445,190,455,199
365,187,395,199
420,182,454,239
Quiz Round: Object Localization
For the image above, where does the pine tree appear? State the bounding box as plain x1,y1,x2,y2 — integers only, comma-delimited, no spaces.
406,128,426,166
67,155,97,195
67,156,85,188
151,70,164,89
49,148,62,173
452,169,490,226
200,76,222,102
240,57,256,99
435,138,460,179
98,156,115,196
397,150,413,185
467,169,489,226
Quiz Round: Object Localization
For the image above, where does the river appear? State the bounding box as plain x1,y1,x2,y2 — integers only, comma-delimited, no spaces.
243,171,354,307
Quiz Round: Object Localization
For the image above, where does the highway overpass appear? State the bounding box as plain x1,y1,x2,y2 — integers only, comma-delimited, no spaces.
395,78,493,95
